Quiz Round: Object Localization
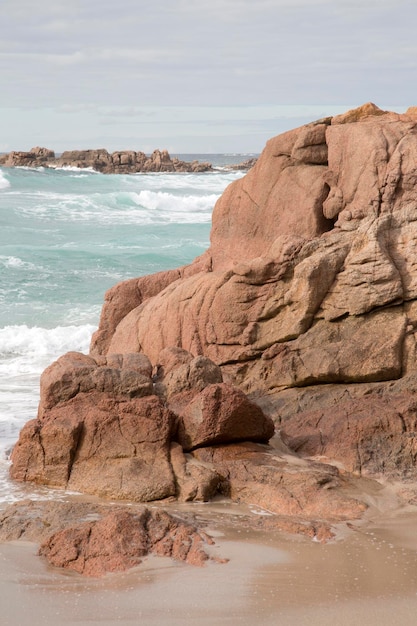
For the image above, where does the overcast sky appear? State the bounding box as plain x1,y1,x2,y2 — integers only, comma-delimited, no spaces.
0,0,415,153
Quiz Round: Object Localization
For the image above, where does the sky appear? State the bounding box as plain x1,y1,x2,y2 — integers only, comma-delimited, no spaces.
0,0,416,154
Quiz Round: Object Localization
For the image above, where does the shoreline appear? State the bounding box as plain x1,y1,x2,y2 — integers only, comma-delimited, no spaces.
1,495,417,626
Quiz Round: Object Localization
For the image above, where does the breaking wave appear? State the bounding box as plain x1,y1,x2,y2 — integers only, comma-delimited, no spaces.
0,169,10,189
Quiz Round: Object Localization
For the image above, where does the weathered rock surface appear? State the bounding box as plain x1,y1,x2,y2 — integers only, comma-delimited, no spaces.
175,383,274,451
93,105,417,383
10,103,417,559
39,508,214,576
193,442,367,522
153,346,223,400
0,501,218,576
10,346,371,534
84,103,417,481
90,254,211,356
10,351,177,500
272,370,417,478
0,147,212,173
10,350,275,501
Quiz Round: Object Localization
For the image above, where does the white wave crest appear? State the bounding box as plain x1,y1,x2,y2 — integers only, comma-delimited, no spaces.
15,166,45,172
19,189,219,225
0,323,97,478
0,323,95,359
0,255,37,270
51,165,100,174
129,170,244,193
133,189,218,213
0,169,10,190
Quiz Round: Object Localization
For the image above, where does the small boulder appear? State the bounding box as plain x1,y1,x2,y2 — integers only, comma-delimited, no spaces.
154,347,223,399
38,507,216,576
194,443,367,522
175,383,275,451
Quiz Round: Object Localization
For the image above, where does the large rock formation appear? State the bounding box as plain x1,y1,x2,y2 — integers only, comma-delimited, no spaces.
0,147,213,173
11,348,366,529
85,103,417,480
10,350,274,501
9,104,417,569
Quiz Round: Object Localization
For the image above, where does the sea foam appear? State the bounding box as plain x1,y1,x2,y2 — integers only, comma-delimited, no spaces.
0,323,95,359
18,190,218,225
0,170,10,189
0,256,37,270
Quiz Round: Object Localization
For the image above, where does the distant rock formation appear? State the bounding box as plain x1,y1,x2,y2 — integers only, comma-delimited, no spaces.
10,103,417,565
223,156,258,170
0,146,213,173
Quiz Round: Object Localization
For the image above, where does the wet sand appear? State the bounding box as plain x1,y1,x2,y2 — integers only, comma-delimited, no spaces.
1,498,417,626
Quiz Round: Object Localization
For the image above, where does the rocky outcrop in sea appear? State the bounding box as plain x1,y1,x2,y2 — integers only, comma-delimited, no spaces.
6,102,417,575
0,146,213,173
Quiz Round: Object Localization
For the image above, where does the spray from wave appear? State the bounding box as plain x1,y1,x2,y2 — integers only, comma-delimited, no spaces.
0,170,10,190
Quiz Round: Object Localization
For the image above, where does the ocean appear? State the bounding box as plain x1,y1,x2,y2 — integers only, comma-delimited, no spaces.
0,155,248,504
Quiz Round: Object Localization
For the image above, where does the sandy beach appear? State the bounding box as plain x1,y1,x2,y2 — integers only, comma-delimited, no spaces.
1,492,417,626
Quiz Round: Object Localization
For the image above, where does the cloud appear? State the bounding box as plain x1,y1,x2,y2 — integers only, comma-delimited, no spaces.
0,0,416,151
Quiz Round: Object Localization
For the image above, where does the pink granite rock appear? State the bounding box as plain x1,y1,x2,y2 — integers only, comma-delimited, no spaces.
39,508,215,576
93,104,417,414
175,383,274,451
11,104,417,541
10,349,275,501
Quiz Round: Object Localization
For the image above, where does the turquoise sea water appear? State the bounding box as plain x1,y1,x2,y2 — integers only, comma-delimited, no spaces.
0,156,247,501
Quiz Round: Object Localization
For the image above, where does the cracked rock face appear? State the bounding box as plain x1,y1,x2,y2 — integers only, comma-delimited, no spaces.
93,104,417,395
84,103,417,480
10,103,417,531
10,350,274,501
10,349,368,526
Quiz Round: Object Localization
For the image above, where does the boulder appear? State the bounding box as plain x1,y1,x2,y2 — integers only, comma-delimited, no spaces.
39,508,215,576
175,383,274,451
11,391,177,501
38,351,153,413
153,346,223,400
11,352,177,501
10,349,277,503
193,443,366,521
